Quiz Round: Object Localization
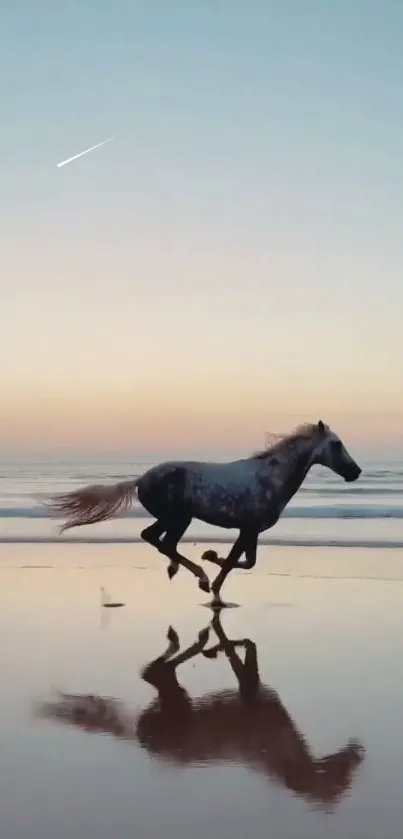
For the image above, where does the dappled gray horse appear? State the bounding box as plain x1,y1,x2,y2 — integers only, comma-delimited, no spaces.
37,613,365,810
46,420,361,604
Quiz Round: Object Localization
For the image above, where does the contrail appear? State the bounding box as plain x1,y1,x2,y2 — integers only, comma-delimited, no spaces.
56,137,115,168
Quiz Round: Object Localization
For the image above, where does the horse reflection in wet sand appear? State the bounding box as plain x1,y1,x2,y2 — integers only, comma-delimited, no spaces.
46,421,361,605
37,613,365,810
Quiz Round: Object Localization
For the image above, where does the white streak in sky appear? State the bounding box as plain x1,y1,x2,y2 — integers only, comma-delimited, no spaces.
56,137,115,168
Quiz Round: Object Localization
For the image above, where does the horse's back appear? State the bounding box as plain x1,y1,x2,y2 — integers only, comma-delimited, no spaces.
185,458,269,527
137,457,261,526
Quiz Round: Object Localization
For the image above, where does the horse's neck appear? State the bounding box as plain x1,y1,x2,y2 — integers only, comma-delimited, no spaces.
275,441,316,506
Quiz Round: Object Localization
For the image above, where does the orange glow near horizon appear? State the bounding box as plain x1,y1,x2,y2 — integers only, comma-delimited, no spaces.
2,378,402,454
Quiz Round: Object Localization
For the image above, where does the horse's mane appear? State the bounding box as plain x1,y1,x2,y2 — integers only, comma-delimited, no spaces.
253,422,325,460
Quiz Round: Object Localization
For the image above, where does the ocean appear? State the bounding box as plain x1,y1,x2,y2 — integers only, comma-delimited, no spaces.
0,453,402,549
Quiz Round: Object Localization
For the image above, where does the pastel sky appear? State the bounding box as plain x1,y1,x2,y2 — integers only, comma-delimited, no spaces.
1,0,402,456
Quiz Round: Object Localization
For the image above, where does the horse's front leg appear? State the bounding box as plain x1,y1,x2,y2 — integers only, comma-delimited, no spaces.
201,549,227,568
202,548,255,569
202,533,260,571
210,530,258,607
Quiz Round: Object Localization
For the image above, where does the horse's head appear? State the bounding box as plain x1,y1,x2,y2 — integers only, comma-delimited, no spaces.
313,421,361,482
308,739,366,809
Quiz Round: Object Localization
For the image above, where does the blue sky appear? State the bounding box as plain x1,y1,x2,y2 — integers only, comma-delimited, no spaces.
1,1,402,454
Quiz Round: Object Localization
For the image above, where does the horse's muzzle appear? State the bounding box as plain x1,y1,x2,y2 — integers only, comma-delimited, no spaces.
344,465,361,482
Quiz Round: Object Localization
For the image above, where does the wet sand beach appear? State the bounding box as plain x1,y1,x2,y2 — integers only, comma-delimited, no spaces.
1,542,403,838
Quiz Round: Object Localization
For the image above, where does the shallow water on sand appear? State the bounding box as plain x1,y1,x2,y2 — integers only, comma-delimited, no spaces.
2,544,403,839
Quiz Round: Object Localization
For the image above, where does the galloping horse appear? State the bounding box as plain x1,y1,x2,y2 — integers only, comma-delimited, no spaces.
45,420,361,604
37,613,365,810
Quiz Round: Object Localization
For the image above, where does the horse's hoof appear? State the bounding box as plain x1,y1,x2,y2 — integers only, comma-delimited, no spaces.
201,599,240,611
167,564,178,580
209,594,226,610
199,576,210,594
202,549,218,561
202,647,218,659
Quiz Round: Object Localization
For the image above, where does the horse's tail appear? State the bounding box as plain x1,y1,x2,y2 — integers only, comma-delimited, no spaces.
44,478,139,532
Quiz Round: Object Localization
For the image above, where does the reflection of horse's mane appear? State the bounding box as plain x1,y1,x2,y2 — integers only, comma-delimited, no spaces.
36,614,365,811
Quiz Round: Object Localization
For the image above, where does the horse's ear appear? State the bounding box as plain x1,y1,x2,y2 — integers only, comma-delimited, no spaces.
317,420,325,434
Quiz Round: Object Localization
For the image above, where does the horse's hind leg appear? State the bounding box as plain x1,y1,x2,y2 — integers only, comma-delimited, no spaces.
141,516,210,593
139,466,204,585
140,521,180,580
142,509,210,593
141,520,166,548
159,523,211,593
141,624,210,695
141,519,172,573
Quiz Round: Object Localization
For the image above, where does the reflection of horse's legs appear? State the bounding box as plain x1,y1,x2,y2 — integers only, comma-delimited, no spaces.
141,516,210,593
154,626,181,663
210,530,258,605
141,626,180,686
141,625,210,697
208,613,260,698
168,626,210,668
